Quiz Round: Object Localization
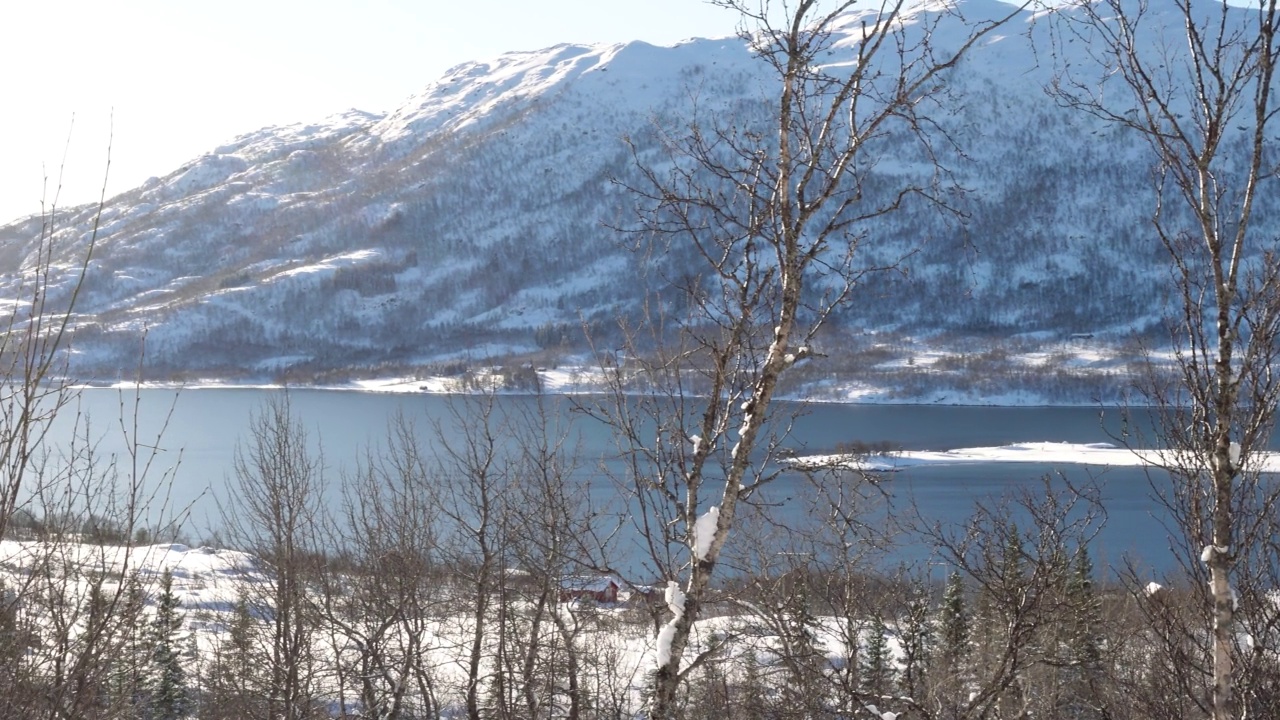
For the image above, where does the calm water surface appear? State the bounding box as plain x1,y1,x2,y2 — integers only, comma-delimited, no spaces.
47,388,1192,576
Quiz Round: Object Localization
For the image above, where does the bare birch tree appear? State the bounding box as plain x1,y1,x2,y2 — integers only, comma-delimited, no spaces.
1052,2,1280,718
602,1,1028,716
0,135,108,541
221,395,326,720
318,414,444,720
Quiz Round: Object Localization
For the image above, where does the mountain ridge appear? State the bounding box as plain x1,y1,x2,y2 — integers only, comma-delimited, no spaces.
0,0,1268,400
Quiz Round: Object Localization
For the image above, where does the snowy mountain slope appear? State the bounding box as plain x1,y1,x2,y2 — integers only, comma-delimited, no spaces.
0,0,1273,382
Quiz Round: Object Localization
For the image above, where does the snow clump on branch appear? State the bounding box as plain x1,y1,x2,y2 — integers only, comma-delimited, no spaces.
656,580,687,668
693,506,720,561
664,580,686,616
1202,545,1230,564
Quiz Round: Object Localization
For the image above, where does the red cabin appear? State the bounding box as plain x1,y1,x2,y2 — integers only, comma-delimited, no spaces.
559,576,621,603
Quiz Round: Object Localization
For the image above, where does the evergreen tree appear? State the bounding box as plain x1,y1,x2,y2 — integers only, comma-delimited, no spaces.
975,525,1025,686
0,577,34,710
110,577,150,718
0,579,22,669
968,527,1027,713
185,632,202,720
938,571,969,664
1066,547,1101,667
776,585,825,715
149,570,189,720
999,524,1025,596
995,525,1028,716
934,570,974,716
205,590,263,720
686,644,731,716
76,582,115,717
1057,546,1106,720
736,649,771,720
861,615,893,697
898,593,933,698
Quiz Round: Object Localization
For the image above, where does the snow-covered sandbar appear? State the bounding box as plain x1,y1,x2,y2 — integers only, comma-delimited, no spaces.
792,441,1280,474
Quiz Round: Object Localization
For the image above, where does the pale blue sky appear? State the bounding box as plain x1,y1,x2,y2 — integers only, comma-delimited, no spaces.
0,0,740,223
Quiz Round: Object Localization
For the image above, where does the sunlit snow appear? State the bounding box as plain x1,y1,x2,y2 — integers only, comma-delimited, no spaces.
791,441,1280,473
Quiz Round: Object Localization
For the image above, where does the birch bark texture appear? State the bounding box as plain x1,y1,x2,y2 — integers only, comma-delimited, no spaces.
1053,2,1280,718
608,2,1028,717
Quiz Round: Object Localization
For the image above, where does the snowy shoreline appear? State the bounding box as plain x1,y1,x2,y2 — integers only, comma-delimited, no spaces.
73,369,1122,409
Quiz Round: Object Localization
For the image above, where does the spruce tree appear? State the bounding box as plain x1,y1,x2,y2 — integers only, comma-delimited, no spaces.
149,569,189,720
109,577,150,718
1067,547,1101,667
995,526,1027,716
737,649,770,720
938,571,969,664
934,570,974,714
862,615,893,697
207,590,261,720
0,579,21,667
1060,546,1104,720
1000,524,1025,595
898,593,933,697
775,585,824,714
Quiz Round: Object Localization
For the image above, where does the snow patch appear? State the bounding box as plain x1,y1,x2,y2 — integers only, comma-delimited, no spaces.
693,507,720,561
655,622,678,667
655,579,687,670
867,706,900,720
1201,545,1230,564
664,580,686,617
791,442,1280,474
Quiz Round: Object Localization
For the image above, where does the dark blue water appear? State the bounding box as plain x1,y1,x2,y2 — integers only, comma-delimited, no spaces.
46,388,1180,576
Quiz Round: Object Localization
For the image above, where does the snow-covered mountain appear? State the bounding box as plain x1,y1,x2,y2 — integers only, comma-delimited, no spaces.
0,0,1270,382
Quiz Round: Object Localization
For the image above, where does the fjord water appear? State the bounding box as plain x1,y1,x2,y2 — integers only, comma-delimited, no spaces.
53,388,1175,576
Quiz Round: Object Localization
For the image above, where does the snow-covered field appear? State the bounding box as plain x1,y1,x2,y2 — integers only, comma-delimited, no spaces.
0,539,899,716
